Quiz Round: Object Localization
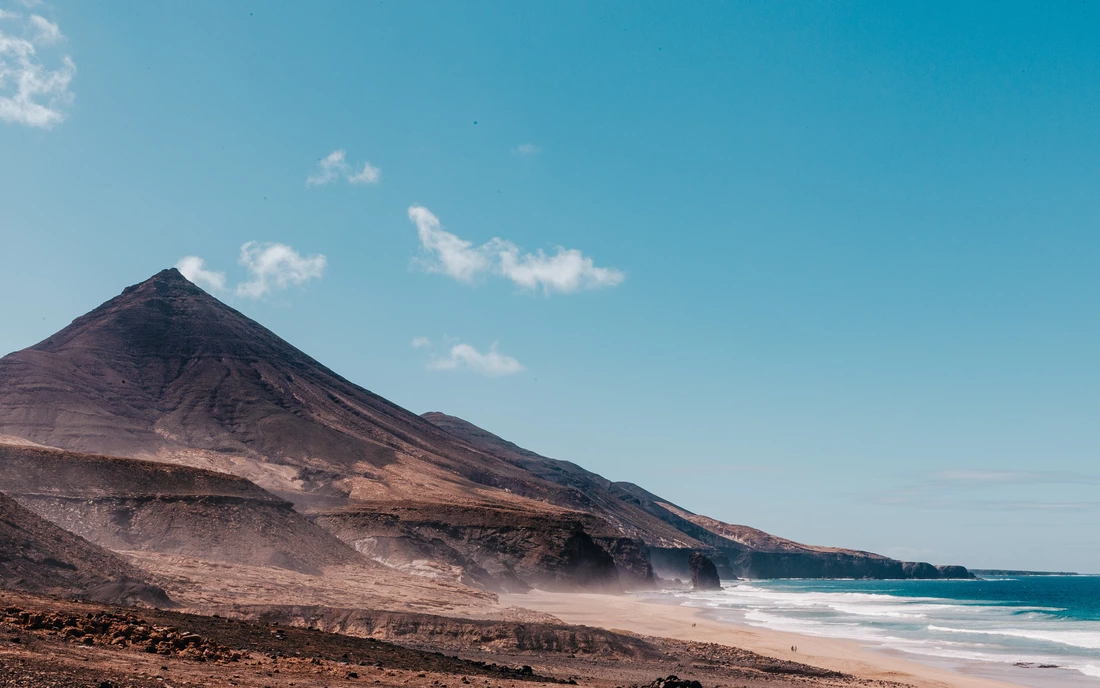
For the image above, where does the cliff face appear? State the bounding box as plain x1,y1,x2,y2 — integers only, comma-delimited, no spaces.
316,504,628,593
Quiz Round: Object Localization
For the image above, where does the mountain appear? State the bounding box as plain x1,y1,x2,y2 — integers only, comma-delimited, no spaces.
0,491,171,606
0,269,971,588
0,269,649,591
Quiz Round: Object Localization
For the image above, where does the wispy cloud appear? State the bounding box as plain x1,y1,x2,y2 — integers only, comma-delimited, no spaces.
407,205,625,294
307,149,381,186
410,336,430,349
176,242,326,299
27,14,58,43
0,7,75,129
929,470,1100,487
427,342,524,376
236,242,326,298
175,256,227,293
347,161,381,185
512,143,541,156
870,469,1100,513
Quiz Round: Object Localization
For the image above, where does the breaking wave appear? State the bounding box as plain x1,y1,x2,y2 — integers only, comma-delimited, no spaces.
655,576,1100,685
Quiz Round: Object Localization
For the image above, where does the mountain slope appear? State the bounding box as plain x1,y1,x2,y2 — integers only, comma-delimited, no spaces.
0,491,170,606
422,412,973,580
421,412,705,550
0,443,364,574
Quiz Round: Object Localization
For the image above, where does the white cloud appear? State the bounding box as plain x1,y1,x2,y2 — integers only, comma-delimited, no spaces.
512,143,541,156
408,205,493,282
410,336,431,349
0,9,75,129
496,244,625,293
407,205,624,294
236,242,326,298
306,150,348,186
307,149,381,186
175,256,227,292
428,342,524,376
347,161,381,185
27,14,58,43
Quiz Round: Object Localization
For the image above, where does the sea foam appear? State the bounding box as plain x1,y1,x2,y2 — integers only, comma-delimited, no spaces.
660,576,1100,684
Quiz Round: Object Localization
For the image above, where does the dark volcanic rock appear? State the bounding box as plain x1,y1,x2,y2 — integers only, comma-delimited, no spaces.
689,552,721,591
643,676,703,688
936,564,975,579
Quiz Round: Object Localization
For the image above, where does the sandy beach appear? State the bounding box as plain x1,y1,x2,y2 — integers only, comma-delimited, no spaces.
504,590,1023,688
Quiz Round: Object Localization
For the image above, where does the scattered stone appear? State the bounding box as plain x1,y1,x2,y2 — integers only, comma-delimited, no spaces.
643,675,703,688
0,606,245,662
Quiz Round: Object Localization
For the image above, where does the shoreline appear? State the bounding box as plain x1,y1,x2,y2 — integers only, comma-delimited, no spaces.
503,589,1024,688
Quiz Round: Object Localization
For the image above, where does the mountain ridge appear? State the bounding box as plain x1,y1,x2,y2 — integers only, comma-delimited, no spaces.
421,411,973,580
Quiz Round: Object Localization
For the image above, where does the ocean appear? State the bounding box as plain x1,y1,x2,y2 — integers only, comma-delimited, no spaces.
654,576,1100,687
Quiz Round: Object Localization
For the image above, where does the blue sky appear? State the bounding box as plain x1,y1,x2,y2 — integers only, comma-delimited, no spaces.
2,1,1099,572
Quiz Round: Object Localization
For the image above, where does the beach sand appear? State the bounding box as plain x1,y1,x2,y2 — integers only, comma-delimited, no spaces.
503,590,1022,688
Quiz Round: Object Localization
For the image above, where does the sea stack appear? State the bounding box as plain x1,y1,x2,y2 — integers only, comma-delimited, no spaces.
689,552,721,591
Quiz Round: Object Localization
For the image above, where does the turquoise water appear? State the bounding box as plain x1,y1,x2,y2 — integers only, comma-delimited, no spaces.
663,576,1100,687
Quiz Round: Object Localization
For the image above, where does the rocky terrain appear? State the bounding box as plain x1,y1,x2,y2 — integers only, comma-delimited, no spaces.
0,590,908,688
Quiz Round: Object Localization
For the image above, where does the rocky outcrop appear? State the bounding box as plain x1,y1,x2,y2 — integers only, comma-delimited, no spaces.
689,552,721,591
